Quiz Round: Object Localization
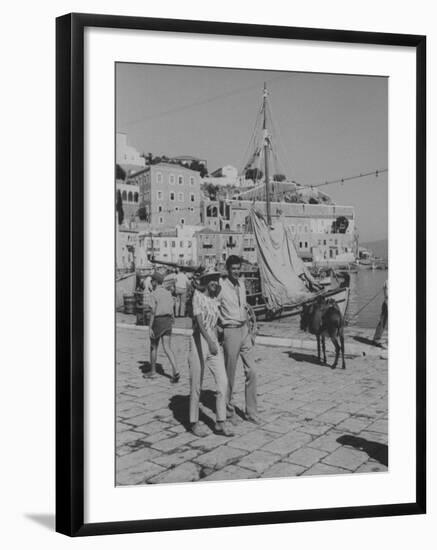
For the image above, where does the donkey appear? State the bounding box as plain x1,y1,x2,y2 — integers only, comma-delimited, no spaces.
300,296,346,369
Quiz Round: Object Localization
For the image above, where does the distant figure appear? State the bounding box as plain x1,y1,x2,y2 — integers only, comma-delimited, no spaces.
174,267,189,317
147,272,180,383
373,280,388,347
142,274,154,310
143,274,153,294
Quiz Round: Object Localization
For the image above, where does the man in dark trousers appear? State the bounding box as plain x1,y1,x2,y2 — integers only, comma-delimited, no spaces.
373,280,388,348
218,255,260,424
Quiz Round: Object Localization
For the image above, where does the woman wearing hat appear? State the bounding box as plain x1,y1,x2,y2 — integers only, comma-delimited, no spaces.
147,271,180,383
188,271,233,437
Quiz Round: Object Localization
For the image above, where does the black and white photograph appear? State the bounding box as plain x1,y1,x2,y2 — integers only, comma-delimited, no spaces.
1,0,431,545
115,63,389,485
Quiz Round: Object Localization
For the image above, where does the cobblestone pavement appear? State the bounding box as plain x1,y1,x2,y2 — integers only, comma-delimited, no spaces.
116,326,388,485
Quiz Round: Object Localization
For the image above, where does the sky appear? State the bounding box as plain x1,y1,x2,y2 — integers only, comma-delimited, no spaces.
116,63,388,242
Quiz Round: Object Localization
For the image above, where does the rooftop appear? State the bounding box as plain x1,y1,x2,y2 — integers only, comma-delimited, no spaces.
196,227,240,235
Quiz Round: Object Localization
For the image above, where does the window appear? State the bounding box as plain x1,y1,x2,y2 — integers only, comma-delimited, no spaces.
178,192,184,202
134,192,138,202
323,240,327,246
189,176,195,186
170,192,175,201
190,207,194,212
122,190,127,200
157,191,163,200
175,207,179,211
159,216,164,224
158,205,163,213
171,241,176,248
169,174,175,185
178,175,184,185
305,241,308,248
188,241,192,248
128,191,133,202
180,218,185,225
299,242,303,248
180,241,184,248
156,172,163,184
190,193,195,202
163,240,167,248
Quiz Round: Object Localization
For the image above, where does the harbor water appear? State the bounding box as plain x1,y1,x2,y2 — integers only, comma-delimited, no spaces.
346,269,388,329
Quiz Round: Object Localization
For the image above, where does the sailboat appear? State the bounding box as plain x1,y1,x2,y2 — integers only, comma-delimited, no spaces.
240,84,351,322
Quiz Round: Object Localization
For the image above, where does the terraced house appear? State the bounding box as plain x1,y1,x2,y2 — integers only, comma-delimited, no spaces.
130,163,201,229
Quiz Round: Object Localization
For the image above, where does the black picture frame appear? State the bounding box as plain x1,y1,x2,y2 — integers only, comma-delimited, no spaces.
56,12,426,537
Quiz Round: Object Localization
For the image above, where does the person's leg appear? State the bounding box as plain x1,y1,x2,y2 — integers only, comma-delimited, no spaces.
161,333,179,379
206,339,233,436
223,327,241,418
188,334,203,424
240,324,258,419
207,342,228,422
373,302,388,343
149,337,159,377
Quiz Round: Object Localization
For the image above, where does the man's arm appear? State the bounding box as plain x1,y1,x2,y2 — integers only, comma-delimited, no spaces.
192,291,218,355
240,280,249,320
195,314,218,356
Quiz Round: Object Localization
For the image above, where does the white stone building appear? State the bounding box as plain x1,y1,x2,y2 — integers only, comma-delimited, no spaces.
136,224,199,268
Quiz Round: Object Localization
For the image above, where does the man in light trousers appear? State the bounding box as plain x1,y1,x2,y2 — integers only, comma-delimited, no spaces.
218,255,260,425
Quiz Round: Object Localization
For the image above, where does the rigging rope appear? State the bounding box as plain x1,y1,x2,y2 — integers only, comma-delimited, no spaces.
304,169,388,189
345,287,383,324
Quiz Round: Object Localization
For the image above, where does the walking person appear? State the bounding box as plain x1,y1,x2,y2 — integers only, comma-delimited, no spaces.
147,271,180,383
174,267,189,317
373,279,388,348
218,255,260,425
188,272,233,437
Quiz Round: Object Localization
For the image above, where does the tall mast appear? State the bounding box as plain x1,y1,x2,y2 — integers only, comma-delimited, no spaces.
263,83,271,226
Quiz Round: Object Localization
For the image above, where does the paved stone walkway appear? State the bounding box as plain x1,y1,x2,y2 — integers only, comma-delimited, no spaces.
116,326,388,485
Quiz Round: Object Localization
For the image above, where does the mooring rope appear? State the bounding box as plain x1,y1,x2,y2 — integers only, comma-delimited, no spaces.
345,287,383,324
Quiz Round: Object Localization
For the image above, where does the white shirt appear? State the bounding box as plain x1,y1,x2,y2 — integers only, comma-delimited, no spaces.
218,277,247,327
192,290,220,333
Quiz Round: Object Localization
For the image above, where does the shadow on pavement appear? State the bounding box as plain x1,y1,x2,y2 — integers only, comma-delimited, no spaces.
285,351,328,367
199,390,245,422
337,434,388,466
137,361,171,379
169,394,216,432
353,335,377,347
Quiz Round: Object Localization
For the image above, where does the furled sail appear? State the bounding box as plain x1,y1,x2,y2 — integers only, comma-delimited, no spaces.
249,208,320,310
